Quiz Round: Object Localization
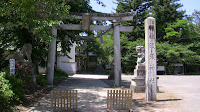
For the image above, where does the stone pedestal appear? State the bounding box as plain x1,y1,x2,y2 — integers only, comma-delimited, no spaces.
130,65,146,93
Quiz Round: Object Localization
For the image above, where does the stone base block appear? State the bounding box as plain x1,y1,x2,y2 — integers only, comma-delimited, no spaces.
130,85,160,93
130,85,145,93
131,80,145,86
131,76,145,86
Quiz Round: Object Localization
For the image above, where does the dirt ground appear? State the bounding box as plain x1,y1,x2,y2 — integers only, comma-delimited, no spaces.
132,86,183,112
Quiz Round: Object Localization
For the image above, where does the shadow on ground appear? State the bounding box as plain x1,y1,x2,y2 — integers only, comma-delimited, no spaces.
28,75,183,112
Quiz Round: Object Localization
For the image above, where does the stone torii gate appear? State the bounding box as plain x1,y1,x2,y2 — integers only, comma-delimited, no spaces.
46,12,136,86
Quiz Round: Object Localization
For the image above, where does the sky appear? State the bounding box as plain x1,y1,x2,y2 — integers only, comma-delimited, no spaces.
90,0,200,15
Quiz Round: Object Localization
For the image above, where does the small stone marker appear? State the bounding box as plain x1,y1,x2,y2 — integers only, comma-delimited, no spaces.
9,59,15,75
145,17,157,101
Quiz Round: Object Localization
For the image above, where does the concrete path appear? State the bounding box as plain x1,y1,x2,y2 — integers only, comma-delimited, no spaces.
158,75,200,112
28,74,128,112
28,74,200,112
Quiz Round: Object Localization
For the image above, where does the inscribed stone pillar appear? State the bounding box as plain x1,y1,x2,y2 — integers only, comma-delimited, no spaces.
47,27,57,85
145,17,157,101
113,21,121,87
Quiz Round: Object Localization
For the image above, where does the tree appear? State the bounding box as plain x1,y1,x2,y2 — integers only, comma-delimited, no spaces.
113,0,189,73
156,42,200,74
0,0,96,72
164,19,198,43
99,32,145,74
99,32,114,65
0,0,71,72
150,0,185,41
192,10,200,34
116,0,153,40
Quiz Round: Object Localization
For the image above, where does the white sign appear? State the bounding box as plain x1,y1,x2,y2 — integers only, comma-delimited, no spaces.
9,59,15,75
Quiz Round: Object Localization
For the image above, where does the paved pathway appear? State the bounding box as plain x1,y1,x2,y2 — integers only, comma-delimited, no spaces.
158,75,200,112
28,74,125,112
28,74,200,112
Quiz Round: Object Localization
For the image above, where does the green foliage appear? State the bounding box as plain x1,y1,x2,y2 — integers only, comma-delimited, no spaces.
0,0,72,73
114,0,200,74
15,63,34,93
150,0,185,40
164,19,198,43
5,73,25,104
191,10,200,35
0,0,97,73
121,37,145,73
100,33,114,64
100,32,145,73
54,68,69,81
0,72,14,111
36,74,46,86
116,0,152,40
156,42,200,73
0,48,8,71
0,0,70,43
76,38,104,71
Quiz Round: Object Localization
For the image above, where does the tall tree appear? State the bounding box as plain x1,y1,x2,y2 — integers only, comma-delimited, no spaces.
0,0,96,72
116,0,153,41
164,19,198,43
150,0,185,41
0,0,71,71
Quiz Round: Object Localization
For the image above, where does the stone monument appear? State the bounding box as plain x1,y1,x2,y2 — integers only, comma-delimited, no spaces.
130,46,146,93
145,17,157,101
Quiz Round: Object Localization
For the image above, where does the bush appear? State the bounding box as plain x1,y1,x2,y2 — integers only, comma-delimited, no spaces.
15,63,34,93
5,73,26,104
0,72,14,111
36,74,46,86
54,68,68,80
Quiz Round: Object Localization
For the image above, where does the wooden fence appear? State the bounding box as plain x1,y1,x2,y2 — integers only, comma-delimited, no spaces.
51,90,78,111
107,89,133,111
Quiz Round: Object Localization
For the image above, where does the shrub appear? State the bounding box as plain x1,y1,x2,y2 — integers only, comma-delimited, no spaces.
0,72,14,111
36,74,46,86
15,63,34,93
5,73,26,104
54,68,68,80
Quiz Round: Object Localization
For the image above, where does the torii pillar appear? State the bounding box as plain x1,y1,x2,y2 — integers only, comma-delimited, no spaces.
113,19,121,87
46,27,57,85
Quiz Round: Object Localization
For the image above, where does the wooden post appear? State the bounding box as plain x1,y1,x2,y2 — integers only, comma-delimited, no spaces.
113,20,121,87
47,27,57,85
145,17,157,101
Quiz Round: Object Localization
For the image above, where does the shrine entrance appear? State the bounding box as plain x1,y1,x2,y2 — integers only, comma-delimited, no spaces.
46,12,136,87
